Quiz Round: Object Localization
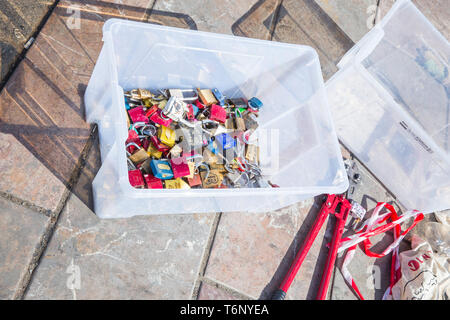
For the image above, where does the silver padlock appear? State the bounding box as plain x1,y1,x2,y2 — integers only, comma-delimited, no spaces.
250,175,271,188
162,96,189,122
168,89,198,102
177,122,206,153
225,171,250,188
350,200,366,220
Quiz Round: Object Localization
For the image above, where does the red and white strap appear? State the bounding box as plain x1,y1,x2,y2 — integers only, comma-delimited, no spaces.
339,202,424,300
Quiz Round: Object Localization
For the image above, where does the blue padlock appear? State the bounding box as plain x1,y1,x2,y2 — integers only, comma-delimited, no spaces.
212,88,226,106
215,133,236,150
125,97,131,110
248,97,263,110
207,140,219,155
150,159,174,180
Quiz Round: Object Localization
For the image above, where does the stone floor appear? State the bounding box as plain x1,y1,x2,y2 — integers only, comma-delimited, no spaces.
0,0,448,300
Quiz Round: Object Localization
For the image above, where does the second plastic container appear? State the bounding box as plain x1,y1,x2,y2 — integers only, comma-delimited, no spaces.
326,0,450,214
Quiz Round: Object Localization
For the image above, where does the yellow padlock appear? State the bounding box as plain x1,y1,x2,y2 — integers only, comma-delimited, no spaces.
158,125,176,147
147,144,162,159
165,178,191,189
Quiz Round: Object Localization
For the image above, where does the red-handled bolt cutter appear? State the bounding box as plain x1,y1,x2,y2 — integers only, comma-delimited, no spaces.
272,194,351,300
272,159,362,300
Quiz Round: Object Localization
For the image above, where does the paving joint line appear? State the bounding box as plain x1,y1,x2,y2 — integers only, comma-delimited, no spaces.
269,0,284,41
14,125,98,299
0,0,60,91
142,0,157,21
199,276,254,300
191,211,222,300
0,191,52,217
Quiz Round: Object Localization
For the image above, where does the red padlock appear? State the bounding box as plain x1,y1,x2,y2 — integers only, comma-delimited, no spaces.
128,169,145,188
149,108,173,127
126,130,141,153
150,135,171,153
126,129,140,144
194,99,206,110
145,105,159,118
187,104,195,120
144,173,163,189
187,173,202,187
210,104,226,123
128,106,149,123
170,156,191,178
142,137,150,150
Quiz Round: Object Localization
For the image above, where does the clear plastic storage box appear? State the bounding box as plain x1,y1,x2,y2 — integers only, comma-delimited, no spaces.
84,19,348,219
327,0,449,214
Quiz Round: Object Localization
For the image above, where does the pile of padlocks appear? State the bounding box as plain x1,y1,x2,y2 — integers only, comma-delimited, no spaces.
124,88,276,189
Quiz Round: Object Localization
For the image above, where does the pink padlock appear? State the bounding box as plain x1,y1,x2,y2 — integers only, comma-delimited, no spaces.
128,169,145,188
128,106,149,123
210,104,226,123
144,174,163,189
170,156,191,178
149,108,173,127
187,104,195,120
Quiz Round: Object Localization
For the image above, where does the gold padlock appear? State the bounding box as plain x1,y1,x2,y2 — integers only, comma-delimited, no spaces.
147,144,162,159
209,163,226,173
201,170,224,188
179,179,191,189
234,109,246,131
236,117,246,131
158,126,176,147
165,178,191,189
197,88,218,106
225,118,235,130
165,178,180,189
158,100,168,110
186,161,196,179
245,144,259,163
143,98,153,107
129,148,150,164
137,89,152,100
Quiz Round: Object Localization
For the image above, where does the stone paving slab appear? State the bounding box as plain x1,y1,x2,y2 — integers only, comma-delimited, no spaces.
271,0,354,80
152,0,280,38
314,0,378,42
25,136,216,299
197,282,239,300
0,132,66,212
0,0,56,84
204,199,332,300
25,194,215,299
0,196,50,299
